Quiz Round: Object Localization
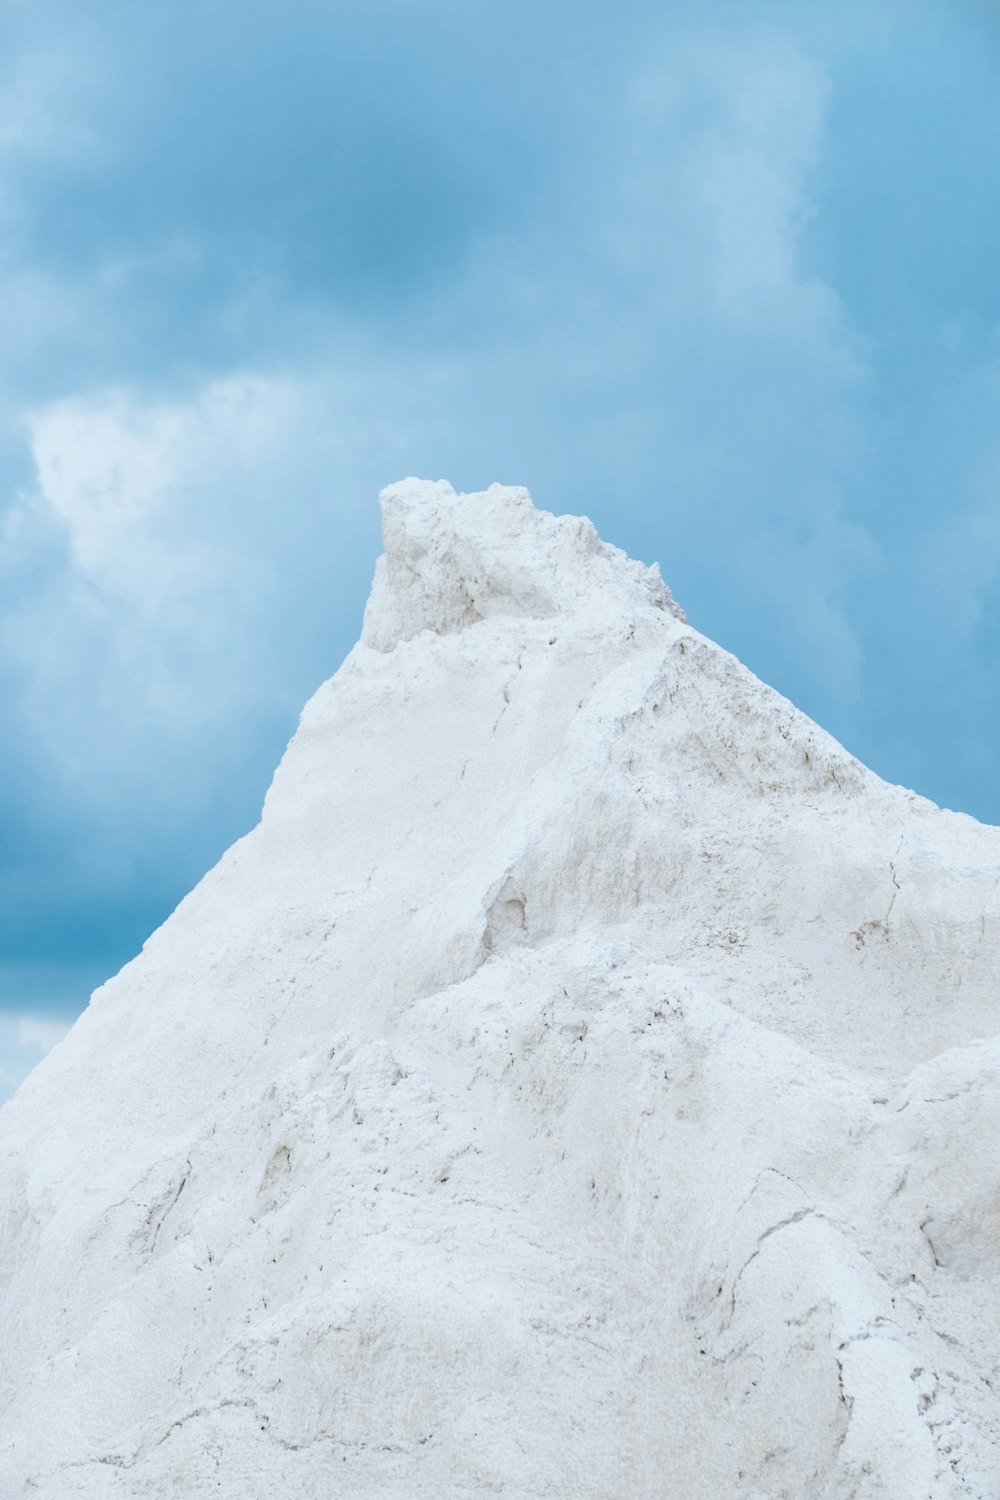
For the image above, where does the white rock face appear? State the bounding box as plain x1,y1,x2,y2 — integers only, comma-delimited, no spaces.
2,479,999,1498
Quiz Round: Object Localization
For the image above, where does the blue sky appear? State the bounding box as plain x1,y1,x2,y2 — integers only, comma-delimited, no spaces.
2,0,1000,1095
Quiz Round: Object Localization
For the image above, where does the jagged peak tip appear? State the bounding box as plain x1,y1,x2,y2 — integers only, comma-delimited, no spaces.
361,478,685,651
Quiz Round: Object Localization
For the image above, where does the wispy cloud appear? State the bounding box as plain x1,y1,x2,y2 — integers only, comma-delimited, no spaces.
17,1014,70,1054
4,377,334,795
0,1011,72,1105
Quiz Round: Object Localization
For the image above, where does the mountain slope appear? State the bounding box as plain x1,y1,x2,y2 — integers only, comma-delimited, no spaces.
2,479,999,1498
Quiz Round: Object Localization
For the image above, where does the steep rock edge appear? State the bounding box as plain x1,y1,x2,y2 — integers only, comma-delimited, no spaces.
0,480,998,1498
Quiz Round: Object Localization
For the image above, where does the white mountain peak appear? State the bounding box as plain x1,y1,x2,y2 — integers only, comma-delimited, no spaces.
2,482,999,1498
362,478,684,651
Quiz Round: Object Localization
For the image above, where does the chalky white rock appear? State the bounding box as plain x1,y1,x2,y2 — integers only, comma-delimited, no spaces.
2,480,999,1497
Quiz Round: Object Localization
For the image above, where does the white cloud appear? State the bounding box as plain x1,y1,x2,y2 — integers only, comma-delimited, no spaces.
621,35,858,354
698,45,828,307
0,40,104,266
29,396,182,572
0,365,408,807
0,1013,73,1106
24,376,308,610
0,45,98,164
0,376,315,801
17,1015,71,1054
600,34,875,695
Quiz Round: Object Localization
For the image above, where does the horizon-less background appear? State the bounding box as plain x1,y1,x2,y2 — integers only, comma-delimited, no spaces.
2,0,1000,1098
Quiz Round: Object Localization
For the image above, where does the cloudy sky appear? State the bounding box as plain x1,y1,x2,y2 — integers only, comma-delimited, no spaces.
2,0,999,1097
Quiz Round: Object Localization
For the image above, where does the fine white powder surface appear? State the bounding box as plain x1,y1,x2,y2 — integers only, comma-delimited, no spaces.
2,480,999,1497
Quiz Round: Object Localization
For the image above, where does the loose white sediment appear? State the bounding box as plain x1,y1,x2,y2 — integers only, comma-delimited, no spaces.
2,479,999,1497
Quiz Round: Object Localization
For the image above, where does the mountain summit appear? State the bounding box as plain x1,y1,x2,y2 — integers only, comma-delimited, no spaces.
2,481,999,1498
